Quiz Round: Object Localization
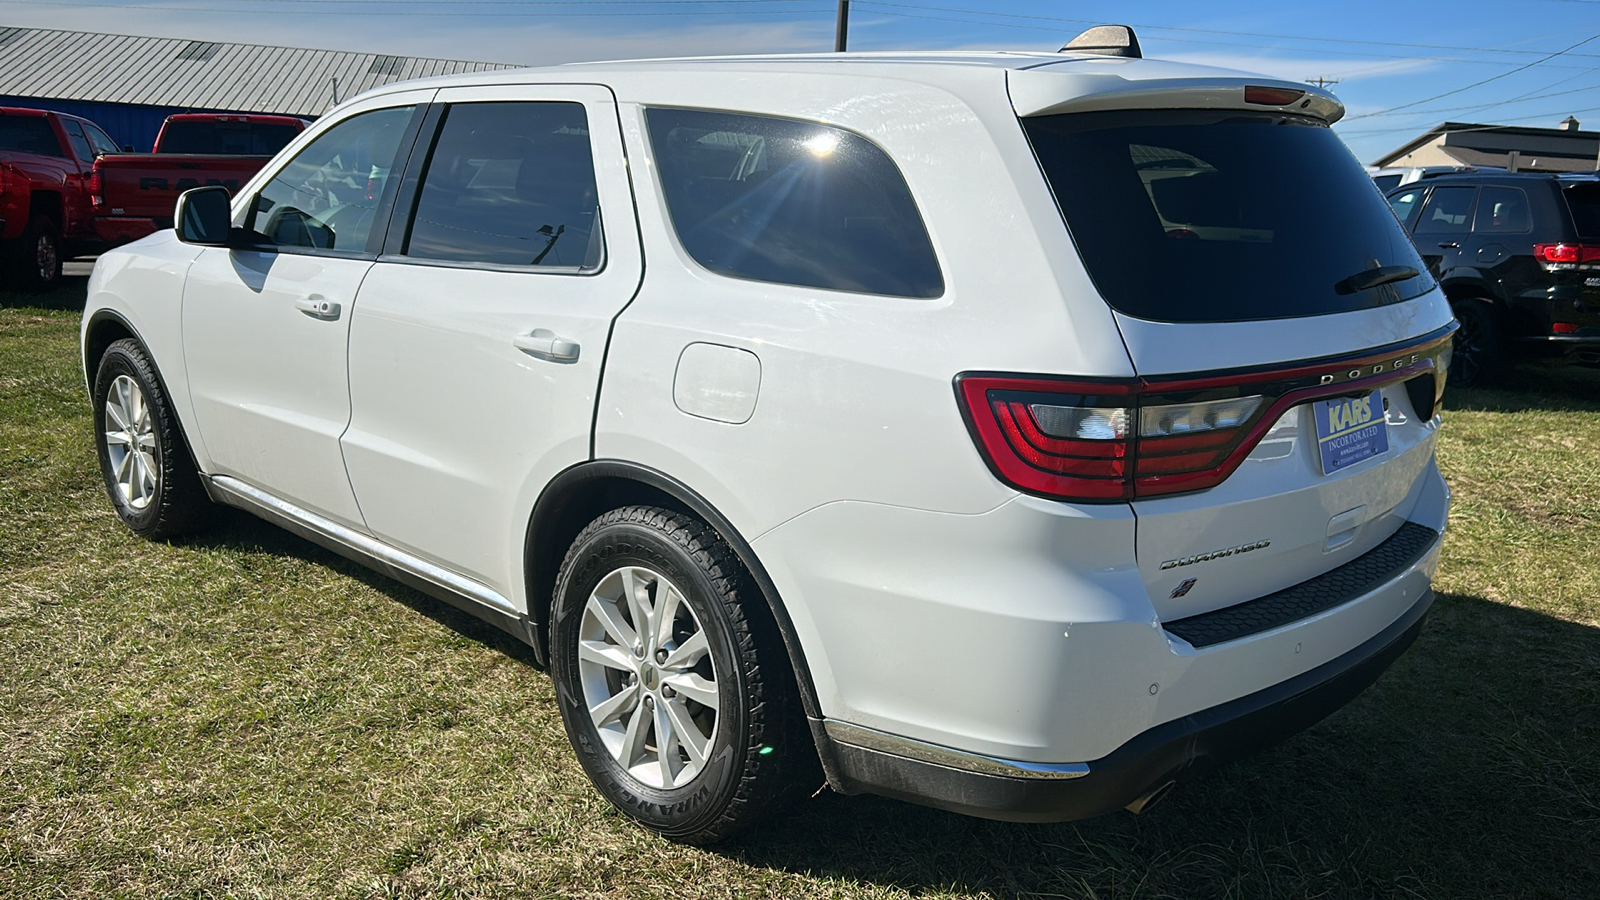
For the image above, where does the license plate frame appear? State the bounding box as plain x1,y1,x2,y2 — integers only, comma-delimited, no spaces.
1314,392,1389,475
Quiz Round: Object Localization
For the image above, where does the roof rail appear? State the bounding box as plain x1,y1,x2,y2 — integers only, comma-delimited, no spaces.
1060,25,1141,59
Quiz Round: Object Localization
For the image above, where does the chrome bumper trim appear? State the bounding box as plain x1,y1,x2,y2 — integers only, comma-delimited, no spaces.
823,720,1091,781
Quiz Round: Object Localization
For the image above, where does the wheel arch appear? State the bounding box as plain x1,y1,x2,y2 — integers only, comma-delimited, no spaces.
82,308,206,479
524,459,823,720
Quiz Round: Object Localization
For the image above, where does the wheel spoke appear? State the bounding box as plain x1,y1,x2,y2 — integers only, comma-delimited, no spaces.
578,639,634,672
619,698,651,768
663,630,708,670
588,682,638,727
663,698,709,768
621,568,654,650
654,700,678,786
137,451,158,501
105,399,130,432
104,428,132,449
654,583,683,652
588,596,639,651
137,431,157,451
113,445,133,483
662,671,718,708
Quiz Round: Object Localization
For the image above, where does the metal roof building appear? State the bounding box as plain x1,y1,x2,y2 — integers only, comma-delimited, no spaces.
0,25,517,149
1371,118,1600,174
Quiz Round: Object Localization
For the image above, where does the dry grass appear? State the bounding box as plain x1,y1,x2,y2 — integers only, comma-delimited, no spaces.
2,277,1597,898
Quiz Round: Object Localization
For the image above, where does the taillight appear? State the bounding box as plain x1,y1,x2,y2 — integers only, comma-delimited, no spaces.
1244,85,1306,106
89,169,104,210
1553,322,1581,334
957,377,1266,502
956,330,1454,503
0,163,8,196
1534,242,1600,264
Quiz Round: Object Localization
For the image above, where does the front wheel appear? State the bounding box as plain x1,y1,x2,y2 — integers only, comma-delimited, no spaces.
92,339,211,539
550,506,813,844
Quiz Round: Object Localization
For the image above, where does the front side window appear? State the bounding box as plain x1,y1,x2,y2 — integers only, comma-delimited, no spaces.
1023,110,1432,322
403,101,602,268
1387,189,1423,230
247,106,413,253
646,108,943,298
1414,187,1476,235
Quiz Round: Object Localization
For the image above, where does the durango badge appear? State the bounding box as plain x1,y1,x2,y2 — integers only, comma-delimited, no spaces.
1160,540,1271,570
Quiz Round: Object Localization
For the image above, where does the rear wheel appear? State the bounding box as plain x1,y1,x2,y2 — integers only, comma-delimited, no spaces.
550,505,813,844
7,215,62,290
92,339,211,539
1448,298,1504,388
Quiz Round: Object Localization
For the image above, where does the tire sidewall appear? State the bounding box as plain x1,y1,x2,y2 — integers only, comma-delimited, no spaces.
18,217,61,289
92,343,168,535
551,518,751,837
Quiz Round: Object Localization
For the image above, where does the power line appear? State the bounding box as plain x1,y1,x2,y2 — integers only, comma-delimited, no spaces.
1343,30,1600,120
2,0,833,14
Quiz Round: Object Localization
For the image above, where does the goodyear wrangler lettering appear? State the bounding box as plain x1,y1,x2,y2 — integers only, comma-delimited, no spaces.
1160,540,1271,570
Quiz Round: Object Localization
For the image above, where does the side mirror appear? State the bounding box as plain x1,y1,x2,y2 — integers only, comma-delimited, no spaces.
122,144,134,152
174,185,233,246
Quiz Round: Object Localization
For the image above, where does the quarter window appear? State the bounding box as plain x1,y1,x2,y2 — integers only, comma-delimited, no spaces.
1387,189,1422,230
403,102,602,268
246,106,414,253
1472,186,1531,233
1414,187,1476,235
646,108,943,298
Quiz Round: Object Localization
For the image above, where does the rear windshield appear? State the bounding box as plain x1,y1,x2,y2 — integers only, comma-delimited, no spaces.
0,116,62,156
158,121,301,155
1563,183,1600,239
1022,110,1432,323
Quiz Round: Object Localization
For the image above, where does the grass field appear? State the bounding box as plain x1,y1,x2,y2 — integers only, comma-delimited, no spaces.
2,275,1597,899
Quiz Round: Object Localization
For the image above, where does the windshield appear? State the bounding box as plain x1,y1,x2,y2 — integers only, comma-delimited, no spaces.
158,121,301,155
1022,110,1432,323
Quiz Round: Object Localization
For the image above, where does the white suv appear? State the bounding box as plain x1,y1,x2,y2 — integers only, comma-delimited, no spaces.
81,32,1453,844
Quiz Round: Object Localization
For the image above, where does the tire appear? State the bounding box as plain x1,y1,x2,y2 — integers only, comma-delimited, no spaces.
7,215,62,291
92,338,211,539
1448,298,1504,388
550,506,814,844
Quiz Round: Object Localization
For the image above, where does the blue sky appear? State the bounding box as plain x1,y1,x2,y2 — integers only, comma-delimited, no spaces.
5,0,1600,163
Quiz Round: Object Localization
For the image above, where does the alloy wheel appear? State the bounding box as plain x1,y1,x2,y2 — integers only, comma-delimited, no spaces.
576,565,720,790
103,374,159,509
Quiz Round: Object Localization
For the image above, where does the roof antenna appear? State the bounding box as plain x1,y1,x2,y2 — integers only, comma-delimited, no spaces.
1061,25,1142,59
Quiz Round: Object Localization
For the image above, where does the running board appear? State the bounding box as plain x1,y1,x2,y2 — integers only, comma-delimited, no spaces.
205,475,539,650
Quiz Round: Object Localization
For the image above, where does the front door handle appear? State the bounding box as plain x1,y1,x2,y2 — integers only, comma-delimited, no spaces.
513,328,580,363
294,296,341,320
1437,241,1460,249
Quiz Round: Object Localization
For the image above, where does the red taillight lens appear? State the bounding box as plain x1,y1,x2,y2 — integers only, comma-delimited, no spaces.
1553,322,1581,334
1244,85,1306,106
89,170,104,209
957,377,1266,502
1534,242,1600,263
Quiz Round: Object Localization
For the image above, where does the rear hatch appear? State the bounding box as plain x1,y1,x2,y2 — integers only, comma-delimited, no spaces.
1015,87,1453,628
1549,181,1600,334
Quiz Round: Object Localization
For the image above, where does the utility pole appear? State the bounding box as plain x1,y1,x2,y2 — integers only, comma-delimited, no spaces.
1307,76,1340,89
835,0,850,52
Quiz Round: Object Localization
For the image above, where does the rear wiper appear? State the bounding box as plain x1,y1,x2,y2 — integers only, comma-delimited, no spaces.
1334,265,1419,295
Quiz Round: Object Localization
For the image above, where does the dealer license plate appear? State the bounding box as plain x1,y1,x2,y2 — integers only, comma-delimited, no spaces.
1314,393,1388,474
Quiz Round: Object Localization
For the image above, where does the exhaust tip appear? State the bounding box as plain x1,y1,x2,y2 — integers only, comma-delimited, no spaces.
1125,780,1176,815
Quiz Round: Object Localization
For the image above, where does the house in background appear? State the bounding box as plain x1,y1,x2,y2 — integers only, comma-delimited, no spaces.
1371,117,1600,174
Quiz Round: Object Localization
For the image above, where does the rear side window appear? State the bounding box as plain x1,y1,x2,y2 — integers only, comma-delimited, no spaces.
1563,182,1600,238
1022,110,1430,322
646,108,942,298
1414,187,1476,235
1473,186,1531,233
159,121,302,155
403,101,602,269
60,120,94,163
0,116,62,156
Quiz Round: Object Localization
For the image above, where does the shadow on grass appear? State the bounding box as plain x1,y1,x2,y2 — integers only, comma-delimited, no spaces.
0,270,90,312
173,505,542,669
1445,362,1600,414
725,594,1600,899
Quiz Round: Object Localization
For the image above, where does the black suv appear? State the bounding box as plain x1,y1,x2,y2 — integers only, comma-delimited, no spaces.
1385,172,1600,385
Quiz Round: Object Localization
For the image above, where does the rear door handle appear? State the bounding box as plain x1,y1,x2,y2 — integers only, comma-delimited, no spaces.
294,296,341,320
1437,242,1460,249
513,328,580,363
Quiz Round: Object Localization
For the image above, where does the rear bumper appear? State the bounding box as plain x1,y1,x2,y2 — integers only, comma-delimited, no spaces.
816,588,1432,822
1511,334,1600,365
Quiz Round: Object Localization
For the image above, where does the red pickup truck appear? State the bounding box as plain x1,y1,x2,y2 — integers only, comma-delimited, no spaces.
92,113,307,246
0,106,120,289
